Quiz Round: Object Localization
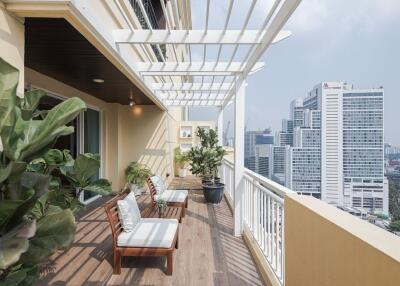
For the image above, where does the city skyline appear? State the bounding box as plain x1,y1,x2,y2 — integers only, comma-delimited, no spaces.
244,81,388,216
188,0,400,146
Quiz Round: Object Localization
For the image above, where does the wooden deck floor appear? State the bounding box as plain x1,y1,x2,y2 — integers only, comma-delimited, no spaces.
36,177,263,286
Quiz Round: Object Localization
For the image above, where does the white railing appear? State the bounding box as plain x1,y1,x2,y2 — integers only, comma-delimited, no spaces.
221,158,295,285
221,158,234,200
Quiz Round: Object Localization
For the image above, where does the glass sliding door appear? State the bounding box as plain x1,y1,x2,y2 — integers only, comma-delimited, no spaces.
80,108,102,203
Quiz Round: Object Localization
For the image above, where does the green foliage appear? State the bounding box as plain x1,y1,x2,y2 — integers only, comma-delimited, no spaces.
187,127,227,181
389,180,400,220
156,198,167,210
125,162,152,188
60,153,112,197
389,220,400,231
174,147,189,169
0,58,111,285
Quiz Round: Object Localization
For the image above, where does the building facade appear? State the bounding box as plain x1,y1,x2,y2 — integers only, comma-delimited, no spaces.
277,82,388,214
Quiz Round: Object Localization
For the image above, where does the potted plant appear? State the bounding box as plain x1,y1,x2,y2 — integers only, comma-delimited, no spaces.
174,147,189,178
124,162,152,195
187,128,227,203
156,198,167,217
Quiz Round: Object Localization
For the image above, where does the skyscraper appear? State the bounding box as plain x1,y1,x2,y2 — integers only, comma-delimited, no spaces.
281,82,387,215
244,129,274,175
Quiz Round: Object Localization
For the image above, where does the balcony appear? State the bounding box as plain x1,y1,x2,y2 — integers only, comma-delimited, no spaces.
35,177,263,285
2,1,400,286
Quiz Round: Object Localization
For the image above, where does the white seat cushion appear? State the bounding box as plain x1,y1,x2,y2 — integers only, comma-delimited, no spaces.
150,175,166,195
117,218,178,248
117,192,141,232
155,189,188,203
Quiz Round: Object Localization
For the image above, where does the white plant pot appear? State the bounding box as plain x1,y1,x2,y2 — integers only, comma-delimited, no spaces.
130,184,145,195
179,168,188,178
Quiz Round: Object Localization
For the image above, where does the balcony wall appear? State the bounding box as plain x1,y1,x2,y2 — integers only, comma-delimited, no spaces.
285,193,400,286
0,3,24,95
221,159,400,286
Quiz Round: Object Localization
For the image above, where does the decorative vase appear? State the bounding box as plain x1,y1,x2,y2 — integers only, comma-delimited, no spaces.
179,168,188,178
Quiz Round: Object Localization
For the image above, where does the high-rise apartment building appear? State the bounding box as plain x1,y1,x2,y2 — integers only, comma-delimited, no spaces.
281,82,387,215
245,129,274,175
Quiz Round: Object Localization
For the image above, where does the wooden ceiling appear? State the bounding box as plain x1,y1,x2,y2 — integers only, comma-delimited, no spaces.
25,18,154,105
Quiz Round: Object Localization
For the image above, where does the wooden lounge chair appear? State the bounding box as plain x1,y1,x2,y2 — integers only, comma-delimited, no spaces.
104,191,179,275
147,176,188,217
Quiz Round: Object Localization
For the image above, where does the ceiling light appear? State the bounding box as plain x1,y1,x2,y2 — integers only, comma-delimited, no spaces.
129,88,136,106
93,78,104,83
129,90,136,106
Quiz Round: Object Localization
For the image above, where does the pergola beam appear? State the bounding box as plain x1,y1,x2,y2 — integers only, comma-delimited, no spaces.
165,100,224,106
222,0,302,107
160,93,227,100
113,29,291,45
152,82,232,91
137,62,264,73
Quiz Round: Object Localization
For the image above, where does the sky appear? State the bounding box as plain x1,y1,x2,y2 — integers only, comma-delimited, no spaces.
188,0,400,145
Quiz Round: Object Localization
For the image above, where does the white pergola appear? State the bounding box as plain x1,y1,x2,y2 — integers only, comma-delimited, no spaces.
113,0,301,235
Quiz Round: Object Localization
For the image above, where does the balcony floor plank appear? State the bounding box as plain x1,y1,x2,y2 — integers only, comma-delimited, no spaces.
35,177,263,286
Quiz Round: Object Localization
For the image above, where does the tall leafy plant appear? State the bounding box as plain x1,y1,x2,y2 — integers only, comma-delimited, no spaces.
187,127,226,183
0,58,111,285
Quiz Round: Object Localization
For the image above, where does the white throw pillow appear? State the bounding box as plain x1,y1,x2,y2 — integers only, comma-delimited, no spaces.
117,192,141,232
150,175,165,195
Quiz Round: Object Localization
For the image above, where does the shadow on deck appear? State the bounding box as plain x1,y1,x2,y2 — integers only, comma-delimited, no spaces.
36,177,263,286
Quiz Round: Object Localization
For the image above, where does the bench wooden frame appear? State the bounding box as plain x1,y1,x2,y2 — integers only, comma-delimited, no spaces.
104,192,179,275
146,177,188,217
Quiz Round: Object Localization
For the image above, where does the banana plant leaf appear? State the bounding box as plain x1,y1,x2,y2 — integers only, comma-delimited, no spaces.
0,265,38,286
20,208,75,265
16,89,45,120
0,220,36,270
83,179,112,195
0,58,17,141
0,200,27,234
2,97,85,162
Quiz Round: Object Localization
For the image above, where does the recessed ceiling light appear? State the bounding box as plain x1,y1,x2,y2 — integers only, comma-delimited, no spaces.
93,78,104,83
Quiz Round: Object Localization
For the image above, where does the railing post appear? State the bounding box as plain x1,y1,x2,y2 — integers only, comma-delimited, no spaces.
234,80,245,236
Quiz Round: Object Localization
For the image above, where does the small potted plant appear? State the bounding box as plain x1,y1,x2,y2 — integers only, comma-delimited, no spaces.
125,162,152,195
156,198,167,217
174,147,189,178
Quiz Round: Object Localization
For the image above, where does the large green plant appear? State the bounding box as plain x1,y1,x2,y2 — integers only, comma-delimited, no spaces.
0,58,111,285
125,162,152,188
187,127,227,182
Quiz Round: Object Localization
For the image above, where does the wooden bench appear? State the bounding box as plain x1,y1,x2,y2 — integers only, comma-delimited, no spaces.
147,177,189,217
141,205,183,223
104,192,179,275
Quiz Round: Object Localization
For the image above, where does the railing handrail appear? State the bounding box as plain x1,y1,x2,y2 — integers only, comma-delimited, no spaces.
223,157,234,168
223,157,294,198
244,168,295,197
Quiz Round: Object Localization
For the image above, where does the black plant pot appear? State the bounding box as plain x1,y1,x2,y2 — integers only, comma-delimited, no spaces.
202,182,225,204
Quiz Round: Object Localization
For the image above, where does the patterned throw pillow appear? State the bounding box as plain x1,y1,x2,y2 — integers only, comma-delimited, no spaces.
117,192,141,232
